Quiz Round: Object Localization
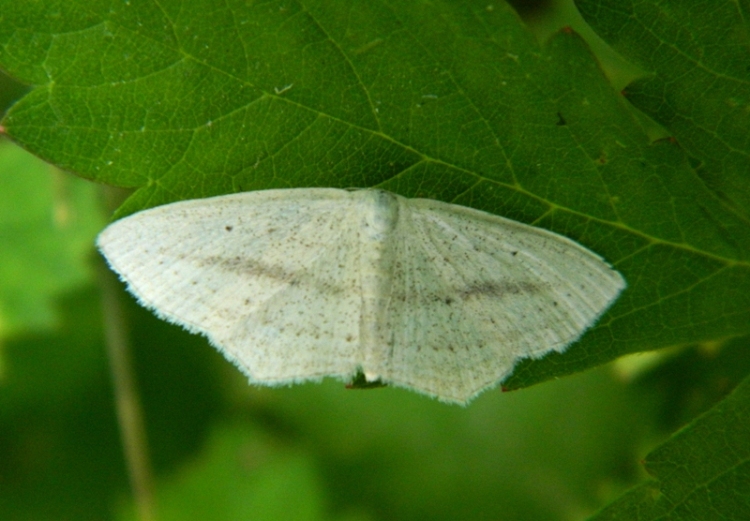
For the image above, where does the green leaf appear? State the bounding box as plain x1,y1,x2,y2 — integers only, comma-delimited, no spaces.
0,141,104,337
589,369,750,521
1,0,748,390
575,0,750,218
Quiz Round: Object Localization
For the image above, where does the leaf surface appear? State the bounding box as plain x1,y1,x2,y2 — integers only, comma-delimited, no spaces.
0,0,748,387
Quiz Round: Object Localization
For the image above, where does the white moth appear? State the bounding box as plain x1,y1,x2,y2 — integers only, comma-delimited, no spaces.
97,188,625,404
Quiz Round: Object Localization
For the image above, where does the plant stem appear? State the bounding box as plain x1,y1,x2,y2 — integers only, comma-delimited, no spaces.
98,194,156,521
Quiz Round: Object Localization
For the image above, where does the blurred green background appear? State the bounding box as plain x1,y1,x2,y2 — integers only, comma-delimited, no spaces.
1,1,747,520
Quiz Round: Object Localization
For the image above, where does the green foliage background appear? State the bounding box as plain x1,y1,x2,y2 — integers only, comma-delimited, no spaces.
0,0,748,519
